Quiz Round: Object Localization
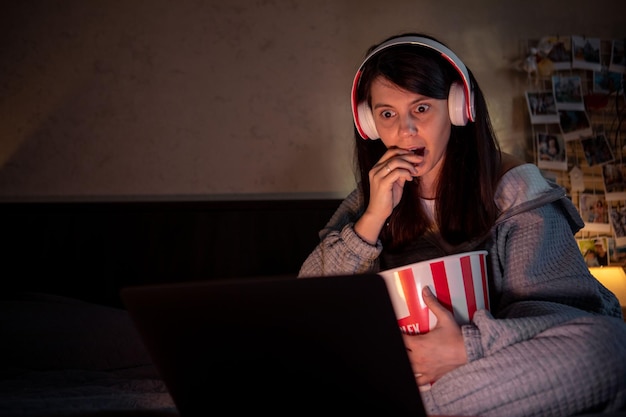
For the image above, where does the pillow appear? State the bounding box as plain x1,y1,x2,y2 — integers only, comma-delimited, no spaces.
0,292,153,372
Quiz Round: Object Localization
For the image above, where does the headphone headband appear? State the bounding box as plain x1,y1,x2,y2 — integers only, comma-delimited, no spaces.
351,35,476,139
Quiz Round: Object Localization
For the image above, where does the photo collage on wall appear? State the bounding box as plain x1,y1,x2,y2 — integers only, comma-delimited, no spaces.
524,35,626,264
525,36,625,172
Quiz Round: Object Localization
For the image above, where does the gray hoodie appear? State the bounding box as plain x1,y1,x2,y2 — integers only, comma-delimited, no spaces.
298,163,626,416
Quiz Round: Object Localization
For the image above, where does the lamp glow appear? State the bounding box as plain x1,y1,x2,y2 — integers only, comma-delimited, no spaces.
588,266,626,308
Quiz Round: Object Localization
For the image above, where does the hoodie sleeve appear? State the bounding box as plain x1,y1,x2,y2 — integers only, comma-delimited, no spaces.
297,187,382,277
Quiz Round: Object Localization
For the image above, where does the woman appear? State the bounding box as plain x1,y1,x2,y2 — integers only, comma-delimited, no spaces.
298,33,626,416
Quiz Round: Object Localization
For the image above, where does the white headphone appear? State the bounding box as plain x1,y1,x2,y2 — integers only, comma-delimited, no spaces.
351,35,476,140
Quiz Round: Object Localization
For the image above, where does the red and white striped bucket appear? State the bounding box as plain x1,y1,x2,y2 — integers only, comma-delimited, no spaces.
378,251,489,335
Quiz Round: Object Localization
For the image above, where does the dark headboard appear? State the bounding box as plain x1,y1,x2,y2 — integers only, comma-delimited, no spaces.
1,199,341,307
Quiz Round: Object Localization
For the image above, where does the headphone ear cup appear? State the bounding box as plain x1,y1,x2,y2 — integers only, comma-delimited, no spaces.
448,81,468,126
357,101,380,139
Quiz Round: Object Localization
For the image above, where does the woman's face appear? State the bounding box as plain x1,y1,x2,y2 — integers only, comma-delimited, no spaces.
369,76,451,183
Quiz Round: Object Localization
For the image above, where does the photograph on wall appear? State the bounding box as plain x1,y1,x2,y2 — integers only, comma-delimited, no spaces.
537,35,572,70
558,110,593,141
593,68,623,94
603,163,626,201
571,35,602,72
525,91,559,124
536,132,567,170
580,192,611,233
610,238,626,265
586,236,623,265
552,75,585,111
606,237,623,264
581,132,615,167
577,236,610,266
609,202,626,247
609,38,626,73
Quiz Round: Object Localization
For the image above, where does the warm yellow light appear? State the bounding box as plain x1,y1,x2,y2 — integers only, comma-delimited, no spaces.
588,266,626,308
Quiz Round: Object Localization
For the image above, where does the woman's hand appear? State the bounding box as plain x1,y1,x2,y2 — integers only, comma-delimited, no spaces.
402,287,468,386
354,148,420,244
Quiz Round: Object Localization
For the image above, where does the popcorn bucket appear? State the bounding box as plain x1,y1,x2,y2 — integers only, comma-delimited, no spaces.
378,251,489,335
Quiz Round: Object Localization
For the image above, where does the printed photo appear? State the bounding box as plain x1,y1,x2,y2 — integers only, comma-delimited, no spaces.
609,38,626,73
603,163,626,200
525,91,559,124
606,237,622,264
558,110,592,141
537,35,572,70
609,202,626,247
536,132,567,170
552,75,585,111
580,133,615,167
593,68,623,94
571,35,602,72
578,237,610,266
580,193,611,233
610,238,626,265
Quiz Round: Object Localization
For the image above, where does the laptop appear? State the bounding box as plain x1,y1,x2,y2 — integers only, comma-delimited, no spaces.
121,274,427,416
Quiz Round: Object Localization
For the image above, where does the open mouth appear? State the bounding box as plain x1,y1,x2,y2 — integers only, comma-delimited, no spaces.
409,148,425,170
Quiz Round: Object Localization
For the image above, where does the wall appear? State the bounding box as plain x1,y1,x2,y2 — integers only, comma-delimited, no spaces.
0,0,624,201
1,198,343,306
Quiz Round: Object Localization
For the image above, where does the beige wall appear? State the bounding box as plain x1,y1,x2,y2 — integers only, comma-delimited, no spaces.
0,0,623,200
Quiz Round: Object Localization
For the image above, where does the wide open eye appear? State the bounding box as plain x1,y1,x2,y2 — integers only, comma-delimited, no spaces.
415,104,430,113
380,109,396,119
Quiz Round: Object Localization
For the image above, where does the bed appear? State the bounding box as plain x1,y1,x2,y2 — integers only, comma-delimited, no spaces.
0,292,178,416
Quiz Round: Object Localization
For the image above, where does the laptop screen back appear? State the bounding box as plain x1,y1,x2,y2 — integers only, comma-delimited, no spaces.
121,274,426,416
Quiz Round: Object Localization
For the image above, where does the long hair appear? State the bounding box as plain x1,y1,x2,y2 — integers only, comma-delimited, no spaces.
353,33,501,249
